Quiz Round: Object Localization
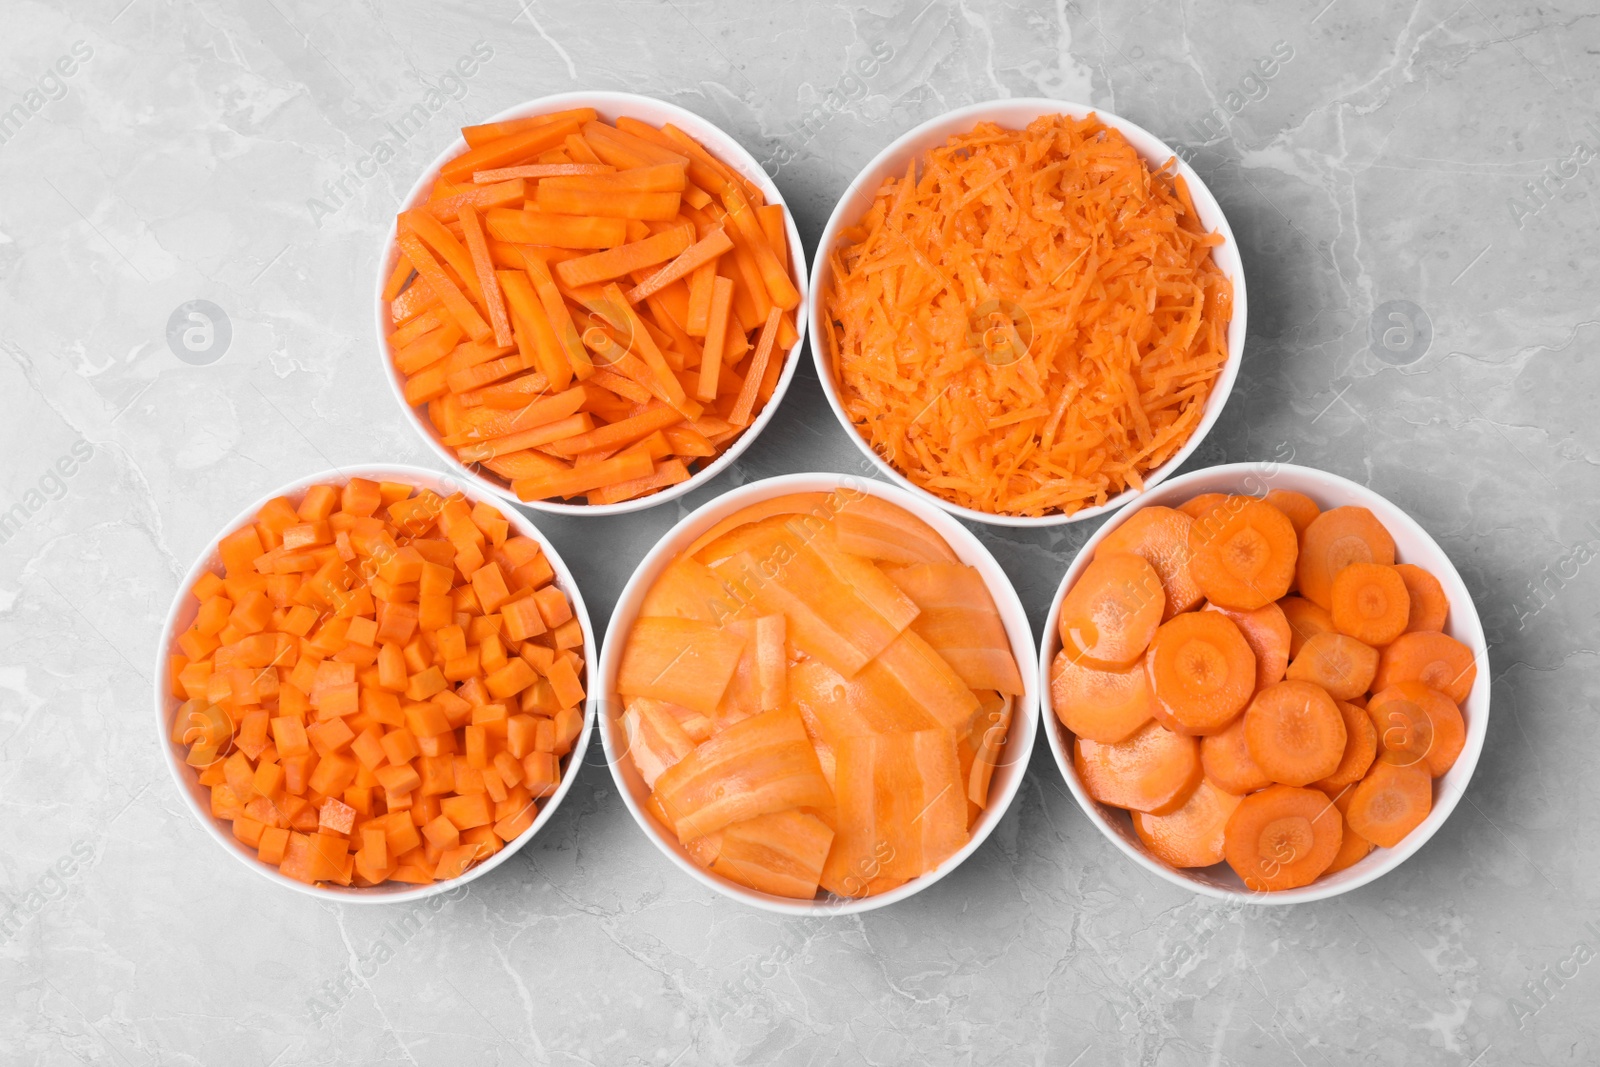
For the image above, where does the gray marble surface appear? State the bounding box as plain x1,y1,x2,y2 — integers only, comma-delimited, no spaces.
1,0,1594,1063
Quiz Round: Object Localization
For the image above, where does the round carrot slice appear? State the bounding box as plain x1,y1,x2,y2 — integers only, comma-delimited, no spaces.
1098,506,1204,619
1243,680,1347,786
1058,552,1165,669
1314,700,1377,790
1331,562,1410,646
1204,601,1291,690
1285,631,1378,701
1373,631,1477,705
1200,716,1273,795
1132,778,1243,868
1317,784,1374,875
1187,497,1298,609
1393,563,1449,633
1177,492,1228,520
1074,720,1202,815
1279,595,1335,659
1346,761,1432,847
1145,612,1257,734
1366,682,1465,777
1223,785,1343,891
1264,489,1320,537
1296,505,1396,610
1049,649,1155,744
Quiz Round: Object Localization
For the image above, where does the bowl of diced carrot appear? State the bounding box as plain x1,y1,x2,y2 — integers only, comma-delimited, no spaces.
1040,462,1488,902
597,473,1038,914
376,91,809,514
156,465,595,901
811,99,1246,527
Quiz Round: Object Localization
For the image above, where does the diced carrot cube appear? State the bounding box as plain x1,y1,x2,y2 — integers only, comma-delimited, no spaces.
306,718,355,757
375,761,421,795
406,666,449,702
345,615,379,647
380,729,419,766
485,658,537,700
219,525,265,576
521,752,560,797
257,826,290,865
552,705,583,756
297,484,340,522
404,700,451,737
501,596,547,642
506,714,539,759
433,846,480,881
272,717,309,757
319,797,357,834
441,792,492,830
532,586,572,629
493,750,524,787
546,656,585,710
493,801,537,843
308,753,357,797
350,728,387,770
252,760,284,799
422,813,461,850
472,562,512,614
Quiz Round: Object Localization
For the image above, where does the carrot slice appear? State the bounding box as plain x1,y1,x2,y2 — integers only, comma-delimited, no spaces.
1074,720,1202,815
1366,682,1465,777
1199,716,1273,795
692,809,834,899
888,563,1024,695
1315,783,1374,874
1371,631,1478,705
1050,649,1156,744
832,497,956,565
1345,761,1431,848
1203,601,1291,690
1278,595,1336,658
1187,496,1299,610
1133,778,1243,868
1264,489,1320,537
1177,493,1227,520
1057,552,1165,669
1393,563,1450,633
1144,611,1257,734
1243,680,1347,787
1285,631,1378,701
1330,562,1410,646
1296,506,1396,610
1222,785,1342,891
1097,506,1203,619
1314,699,1378,790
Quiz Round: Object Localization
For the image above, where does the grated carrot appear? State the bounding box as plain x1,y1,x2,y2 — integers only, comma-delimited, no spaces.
823,113,1234,517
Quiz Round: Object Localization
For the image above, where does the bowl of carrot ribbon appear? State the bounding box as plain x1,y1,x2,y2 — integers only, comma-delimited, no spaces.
812,99,1246,527
376,91,809,515
1040,462,1489,902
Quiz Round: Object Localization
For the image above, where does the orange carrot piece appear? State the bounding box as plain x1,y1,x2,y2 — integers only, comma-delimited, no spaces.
460,108,598,148
456,413,592,463
485,210,627,248
1133,778,1243,868
1315,699,1378,789
1223,785,1342,891
473,162,613,182
1286,631,1378,701
522,252,593,379
542,402,684,457
440,118,585,182
541,163,687,193
1279,595,1336,658
1243,680,1347,786
1297,506,1397,610
1394,564,1450,633
1057,552,1164,669
728,306,783,426
1372,631,1477,705
1330,562,1410,647
1264,489,1320,537
685,260,718,336
1204,601,1291,690
535,185,682,221
587,458,691,505
555,225,693,289
626,225,733,305
695,276,734,402
719,183,800,310
1200,716,1273,795
425,178,527,222
1145,610,1257,735
600,283,693,414
1187,496,1298,610
1098,506,1203,619
510,448,653,502
458,206,512,347
382,255,413,301
395,231,490,342
1049,649,1155,744
1366,681,1465,777
1346,761,1431,847
1075,720,1202,815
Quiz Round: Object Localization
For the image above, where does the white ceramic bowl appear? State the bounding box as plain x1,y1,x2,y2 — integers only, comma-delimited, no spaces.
155,464,597,903
597,472,1039,914
1040,462,1490,903
809,98,1247,529
375,90,810,516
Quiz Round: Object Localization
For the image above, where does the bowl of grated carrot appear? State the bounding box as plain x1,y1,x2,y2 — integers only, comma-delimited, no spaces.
811,99,1246,527
596,472,1039,914
156,464,597,902
1040,462,1489,903
376,91,809,515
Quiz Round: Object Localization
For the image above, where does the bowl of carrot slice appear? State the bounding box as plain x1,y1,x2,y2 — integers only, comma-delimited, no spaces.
377,91,808,514
597,472,1038,914
812,99,1245,526
156,465,596,901
1040,462,1488,902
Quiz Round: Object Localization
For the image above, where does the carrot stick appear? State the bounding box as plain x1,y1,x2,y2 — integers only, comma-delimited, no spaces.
425,178,527,222
471,164,613,183
400,209,486,306
684,260,717,336
382,256,413,301
484,209,626,249
458,206,512,347
460,108,598,148
555,226,694,289
395,231,490,341
696,277,734,402
541,163,687,193
534,186,682,221
626,226,733,305
729,307,782,426
511,448,653,502
521,252,593,380
543,403,684,457
600,283,693,415
587,458,690,505
389,278,437,325
393,320,463,375
758,203,786,264
587,368,652,404
497,270,572,390
440,118,585,182
719,184,799,310
442,384,586,444
456,413,593,463
389,305,449,350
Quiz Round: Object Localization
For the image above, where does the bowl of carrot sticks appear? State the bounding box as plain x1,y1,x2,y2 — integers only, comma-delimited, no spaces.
156,465,596,901
376,92,809,514
812,99,1245,527
1040,462,1488,902
597,472,1039,914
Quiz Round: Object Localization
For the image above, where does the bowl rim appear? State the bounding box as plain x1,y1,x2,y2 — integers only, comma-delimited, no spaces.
153,462,598,903
595,471,1040,914
372,89,811,517
1037,461,1492,903
808,96,1248,528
